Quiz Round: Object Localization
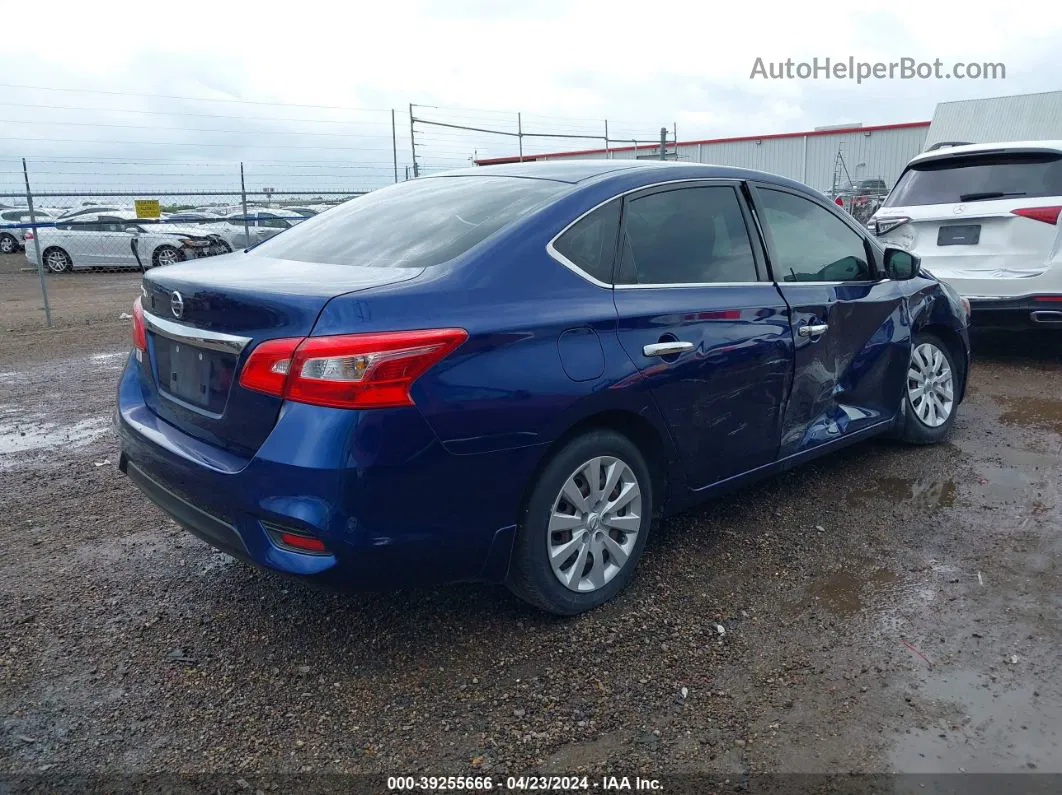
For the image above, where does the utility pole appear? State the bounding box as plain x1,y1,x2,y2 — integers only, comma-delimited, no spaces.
660,127,667,160
391,109,399,184
517,112,524,163
604,119,610,159
408,103,419,178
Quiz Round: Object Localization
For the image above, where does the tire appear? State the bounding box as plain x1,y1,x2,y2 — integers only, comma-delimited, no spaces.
152,245,180,268
507,429,653,615
895,332,960,444
0,233,19,254
43,247,72,274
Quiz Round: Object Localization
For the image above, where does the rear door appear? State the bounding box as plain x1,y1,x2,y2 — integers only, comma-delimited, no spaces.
611,180,793,490
877,150,1062,278
749,183,909,458
55,215,103,266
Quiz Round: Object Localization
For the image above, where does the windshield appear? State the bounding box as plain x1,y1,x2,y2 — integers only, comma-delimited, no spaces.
249,176,566,267
885,152,1062,207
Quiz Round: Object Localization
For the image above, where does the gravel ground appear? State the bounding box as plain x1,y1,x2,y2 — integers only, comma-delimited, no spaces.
2,279,1061,789
0,252,142,333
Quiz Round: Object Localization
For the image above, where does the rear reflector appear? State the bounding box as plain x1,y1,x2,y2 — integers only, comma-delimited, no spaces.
239,328,468,409
1011,206,1062,225
132,298,147,352
278,532,327,553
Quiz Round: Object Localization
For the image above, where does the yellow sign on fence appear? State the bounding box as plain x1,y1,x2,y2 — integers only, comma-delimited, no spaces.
135,199,161,219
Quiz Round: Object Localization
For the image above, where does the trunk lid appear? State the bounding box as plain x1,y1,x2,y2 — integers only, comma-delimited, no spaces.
138,255,423,456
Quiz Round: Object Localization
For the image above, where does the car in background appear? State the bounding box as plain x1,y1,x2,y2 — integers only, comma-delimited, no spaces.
869,141,1062,327
56,205,128,220
282,207,319,218
0,208,55,253
26,211,226,272
164,208,302,250
117,160,971,615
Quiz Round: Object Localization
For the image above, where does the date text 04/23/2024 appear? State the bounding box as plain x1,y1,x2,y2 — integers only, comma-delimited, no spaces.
386,776,663,791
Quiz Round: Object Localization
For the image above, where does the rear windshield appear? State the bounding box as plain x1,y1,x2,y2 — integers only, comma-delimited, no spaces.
885,152,1062,207
249,176,565,267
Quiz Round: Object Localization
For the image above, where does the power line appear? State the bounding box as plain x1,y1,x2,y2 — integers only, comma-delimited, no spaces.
0,83,394,113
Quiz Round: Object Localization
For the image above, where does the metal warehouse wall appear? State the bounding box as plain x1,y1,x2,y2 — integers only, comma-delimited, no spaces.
926,91,1062,147
537,124,929,193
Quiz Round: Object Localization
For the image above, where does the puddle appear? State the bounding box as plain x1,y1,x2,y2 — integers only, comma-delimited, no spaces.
998,395,1062,436
973,464,1040,505
0,415,110,456
91,352,127,366
848,477,957,510
890,670,1062,773
803,567,897,617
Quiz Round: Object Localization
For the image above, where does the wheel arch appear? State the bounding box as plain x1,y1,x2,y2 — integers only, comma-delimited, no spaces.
41,245,72,271
519,408,679,527
917,322,969,403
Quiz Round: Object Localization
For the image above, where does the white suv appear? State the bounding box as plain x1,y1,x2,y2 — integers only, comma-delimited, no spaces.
869,141,1062,328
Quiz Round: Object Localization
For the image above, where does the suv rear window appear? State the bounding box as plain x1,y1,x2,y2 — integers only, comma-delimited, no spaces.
251,176,565,267
885,152,1062,207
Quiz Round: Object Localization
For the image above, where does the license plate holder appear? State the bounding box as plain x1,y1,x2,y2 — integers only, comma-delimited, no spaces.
165,341,213,407
937,224,981,246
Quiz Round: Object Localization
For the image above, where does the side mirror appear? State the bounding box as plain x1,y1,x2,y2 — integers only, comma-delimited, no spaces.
883,247,920,280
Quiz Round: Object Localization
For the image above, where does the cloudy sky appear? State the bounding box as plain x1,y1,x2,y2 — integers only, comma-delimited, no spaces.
3,0,1061,196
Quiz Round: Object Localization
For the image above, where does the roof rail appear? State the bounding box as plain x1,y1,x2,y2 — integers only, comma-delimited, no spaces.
925,141,975,152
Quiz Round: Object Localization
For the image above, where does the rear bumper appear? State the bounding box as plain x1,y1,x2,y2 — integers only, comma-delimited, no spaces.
968,295,1062,329
116,354,536,589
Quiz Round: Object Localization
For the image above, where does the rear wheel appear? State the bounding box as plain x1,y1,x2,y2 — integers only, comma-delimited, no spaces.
43,247,72,273
0,233,19,254
507,430,653,615
896,332,959,444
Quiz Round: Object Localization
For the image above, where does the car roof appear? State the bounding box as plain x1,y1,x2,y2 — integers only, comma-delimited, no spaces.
910,140,1062,166
427,160,820,195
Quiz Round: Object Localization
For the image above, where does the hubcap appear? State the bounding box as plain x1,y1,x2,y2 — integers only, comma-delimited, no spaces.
547,456,642,593
157,249,178,266
907,342,954,428
1,237,15,253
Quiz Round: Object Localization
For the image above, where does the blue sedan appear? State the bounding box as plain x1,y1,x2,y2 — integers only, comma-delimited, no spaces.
117,161,971,615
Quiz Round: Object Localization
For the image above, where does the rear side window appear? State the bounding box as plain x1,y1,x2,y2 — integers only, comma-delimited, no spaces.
615,186,758,285
251,176,565,268
886,152,1062,207
759,189,871,282
552,200,620,283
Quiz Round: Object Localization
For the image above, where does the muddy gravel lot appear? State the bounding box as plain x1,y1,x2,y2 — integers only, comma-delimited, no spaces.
2,254,1062,791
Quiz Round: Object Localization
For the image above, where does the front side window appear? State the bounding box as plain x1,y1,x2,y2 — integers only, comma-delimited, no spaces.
759,189,871,282
552,199,620,283
615,186,758,285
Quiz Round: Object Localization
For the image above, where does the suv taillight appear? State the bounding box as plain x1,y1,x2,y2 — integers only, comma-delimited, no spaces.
1011,206,1062,225
239,328,468,409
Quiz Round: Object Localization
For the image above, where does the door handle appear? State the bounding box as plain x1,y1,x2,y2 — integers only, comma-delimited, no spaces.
643,341,694,357
797,323,829,338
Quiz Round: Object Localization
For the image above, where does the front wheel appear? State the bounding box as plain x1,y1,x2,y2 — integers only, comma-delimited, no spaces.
152,245,180,268
896,333,959,444
507,430,653,615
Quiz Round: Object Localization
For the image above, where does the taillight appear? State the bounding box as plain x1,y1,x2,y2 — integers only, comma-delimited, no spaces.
132,298,147,354
1034,295,1062,302
239,328,468,409
23,230,33,241
1011,206,1062,225
237,337,300,396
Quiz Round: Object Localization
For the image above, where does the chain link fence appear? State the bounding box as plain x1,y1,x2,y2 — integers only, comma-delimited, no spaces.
1,180,367,330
